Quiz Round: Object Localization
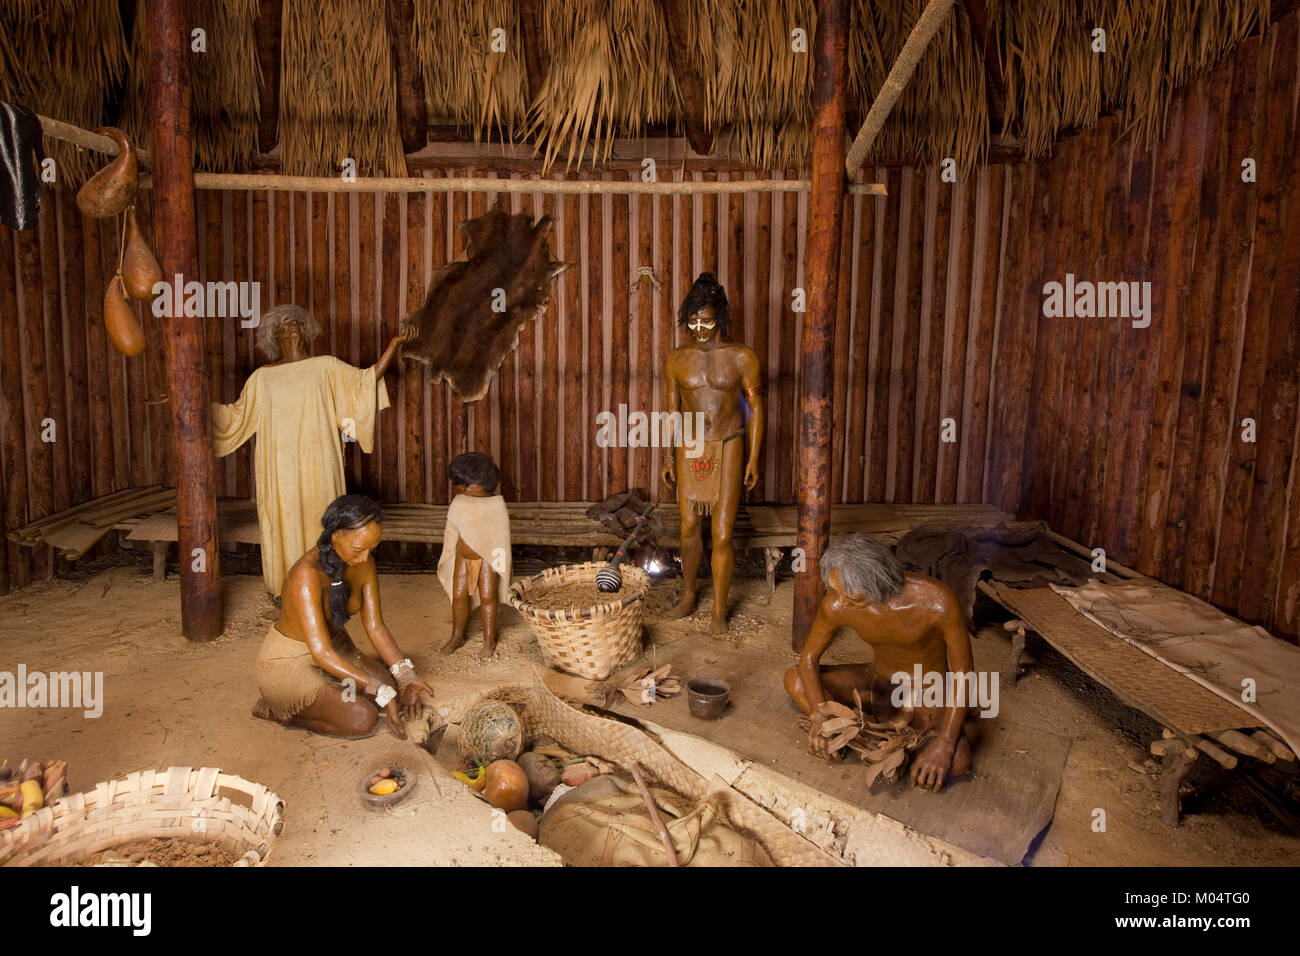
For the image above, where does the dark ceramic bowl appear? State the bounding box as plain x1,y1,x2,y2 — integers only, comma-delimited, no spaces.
686,678,731,720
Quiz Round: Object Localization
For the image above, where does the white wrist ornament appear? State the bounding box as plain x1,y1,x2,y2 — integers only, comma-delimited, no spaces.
391,658,417,689
374,684,397,708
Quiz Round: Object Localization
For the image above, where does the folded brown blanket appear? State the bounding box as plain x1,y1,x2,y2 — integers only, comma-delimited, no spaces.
896,522,1096,624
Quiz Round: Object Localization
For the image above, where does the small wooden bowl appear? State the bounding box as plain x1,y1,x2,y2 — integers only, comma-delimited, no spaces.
357,766,416,811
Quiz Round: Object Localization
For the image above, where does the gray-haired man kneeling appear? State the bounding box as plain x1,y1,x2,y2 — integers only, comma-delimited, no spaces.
783,533,980,791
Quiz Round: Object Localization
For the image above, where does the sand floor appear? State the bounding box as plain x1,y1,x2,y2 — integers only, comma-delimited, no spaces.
2,558,1297,866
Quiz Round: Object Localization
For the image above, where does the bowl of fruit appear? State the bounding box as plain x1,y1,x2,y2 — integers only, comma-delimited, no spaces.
357,765,416,811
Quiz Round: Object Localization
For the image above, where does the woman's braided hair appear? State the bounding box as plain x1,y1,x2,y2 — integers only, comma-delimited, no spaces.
317,494,384,629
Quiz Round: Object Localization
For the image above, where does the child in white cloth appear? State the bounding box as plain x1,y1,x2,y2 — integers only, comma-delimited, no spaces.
438,452,513,658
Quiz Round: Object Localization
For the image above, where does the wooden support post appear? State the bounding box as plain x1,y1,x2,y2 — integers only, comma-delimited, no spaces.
152,541,169,582
764,547,781,604
1003,618,1028,683
1160,748,1197,826
845,0,956,178
793,0,848,649
148,0,223,640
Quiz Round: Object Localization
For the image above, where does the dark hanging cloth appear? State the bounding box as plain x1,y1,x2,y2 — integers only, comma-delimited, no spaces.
0,102,45,230
895,522,1098,626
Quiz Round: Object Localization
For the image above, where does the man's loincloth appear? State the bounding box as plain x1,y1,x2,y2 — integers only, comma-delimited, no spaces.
678,429,745,517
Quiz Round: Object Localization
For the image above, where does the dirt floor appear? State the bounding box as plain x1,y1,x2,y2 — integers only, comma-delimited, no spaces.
3,552,1298,866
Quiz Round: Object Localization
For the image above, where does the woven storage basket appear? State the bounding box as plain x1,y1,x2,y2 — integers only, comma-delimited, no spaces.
0,767,285,867
509,562,648,680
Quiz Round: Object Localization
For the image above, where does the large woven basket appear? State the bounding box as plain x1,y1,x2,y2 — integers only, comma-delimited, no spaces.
0,767,285,867
509,562,648,680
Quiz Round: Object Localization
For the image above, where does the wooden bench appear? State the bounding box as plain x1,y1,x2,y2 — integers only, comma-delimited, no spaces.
121,497,1014,587
16,487,1016,597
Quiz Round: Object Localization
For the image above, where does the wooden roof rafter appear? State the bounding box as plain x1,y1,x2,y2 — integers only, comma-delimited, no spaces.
656,0,719,156
846,0,957,176
959,0,1008,134
387,0,427,152
517,0,550,103
253,0,281,153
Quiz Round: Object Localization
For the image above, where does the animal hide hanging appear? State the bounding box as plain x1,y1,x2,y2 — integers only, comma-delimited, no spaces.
404,205,568,401
0,103,45,231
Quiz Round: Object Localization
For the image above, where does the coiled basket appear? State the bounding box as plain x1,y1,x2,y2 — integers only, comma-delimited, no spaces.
509,562,648,680
0,766,285,867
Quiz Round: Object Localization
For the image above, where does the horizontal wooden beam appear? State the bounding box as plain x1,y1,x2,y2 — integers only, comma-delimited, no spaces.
37,114,152,167
138,171,888,196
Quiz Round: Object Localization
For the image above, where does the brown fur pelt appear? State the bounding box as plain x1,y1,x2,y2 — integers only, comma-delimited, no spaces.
404,205,568,400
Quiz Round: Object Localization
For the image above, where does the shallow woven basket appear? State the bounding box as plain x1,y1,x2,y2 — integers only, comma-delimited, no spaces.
0,767,285,867
509,562,648,680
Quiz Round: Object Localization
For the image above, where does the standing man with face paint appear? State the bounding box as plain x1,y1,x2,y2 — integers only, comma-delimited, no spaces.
661,273,764,636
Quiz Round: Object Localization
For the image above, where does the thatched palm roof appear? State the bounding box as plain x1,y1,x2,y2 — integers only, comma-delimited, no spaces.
0,0,1276,184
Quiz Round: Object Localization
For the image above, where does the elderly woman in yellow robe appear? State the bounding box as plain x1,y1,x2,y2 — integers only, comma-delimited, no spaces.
211,304,415,597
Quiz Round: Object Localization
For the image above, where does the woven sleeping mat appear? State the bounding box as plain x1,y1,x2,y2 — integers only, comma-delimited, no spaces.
986,583,1257,736
606,635,1071,866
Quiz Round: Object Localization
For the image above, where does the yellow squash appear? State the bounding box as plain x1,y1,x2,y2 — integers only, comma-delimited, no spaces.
19,779,42,818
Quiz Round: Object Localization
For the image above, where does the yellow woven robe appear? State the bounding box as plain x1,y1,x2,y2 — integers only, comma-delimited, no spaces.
211,355,390,596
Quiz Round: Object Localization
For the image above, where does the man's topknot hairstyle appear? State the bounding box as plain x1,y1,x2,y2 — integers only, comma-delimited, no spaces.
449,451,501,493
678,272,731,338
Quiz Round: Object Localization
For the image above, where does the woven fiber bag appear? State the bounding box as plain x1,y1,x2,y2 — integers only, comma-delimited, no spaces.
509,562,648,680
0,766,285,867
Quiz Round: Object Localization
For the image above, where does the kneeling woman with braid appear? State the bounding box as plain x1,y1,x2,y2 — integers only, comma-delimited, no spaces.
253,494,431,738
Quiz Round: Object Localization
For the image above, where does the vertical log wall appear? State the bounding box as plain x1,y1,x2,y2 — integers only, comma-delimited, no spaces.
0,13,1297,641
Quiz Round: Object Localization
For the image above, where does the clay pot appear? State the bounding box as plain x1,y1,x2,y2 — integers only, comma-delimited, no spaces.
104,274,146,357
121,206,163,300
76,128,137,218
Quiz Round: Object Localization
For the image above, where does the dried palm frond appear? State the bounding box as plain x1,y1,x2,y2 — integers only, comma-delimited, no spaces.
279,0,406,176
121,0,261,173
0,0,127,186
413,0,527,144
798,691,932,787
996,0,1267,160
524,0,676,172
586,664,683,707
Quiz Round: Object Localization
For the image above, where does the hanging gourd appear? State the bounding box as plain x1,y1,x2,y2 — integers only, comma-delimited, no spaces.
121,205,163,300
75,127,137,218
104,272,147,357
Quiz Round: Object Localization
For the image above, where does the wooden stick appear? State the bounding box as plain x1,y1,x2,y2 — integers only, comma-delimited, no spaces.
845,0,956,177
1162,727,1237,769
1149,738,1196,758
1192,735,1238,770
135,172,888,196
1207,729,1275,764
1251,730,1296,762
37,114,153,167
629,764,678,867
